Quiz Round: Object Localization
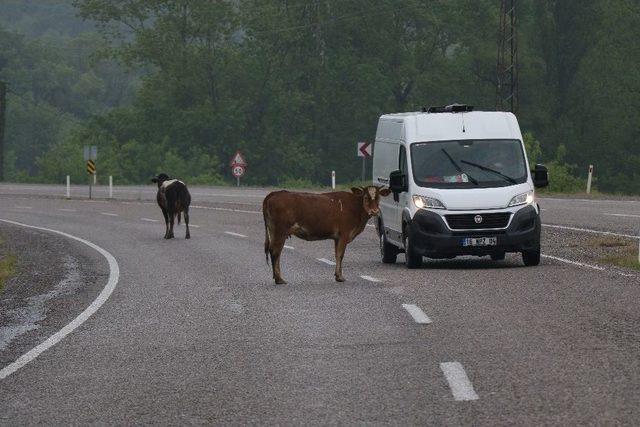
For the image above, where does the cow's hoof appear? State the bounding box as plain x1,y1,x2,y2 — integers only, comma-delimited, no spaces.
335,276,345,282
185,234,191,239
275,278,287,285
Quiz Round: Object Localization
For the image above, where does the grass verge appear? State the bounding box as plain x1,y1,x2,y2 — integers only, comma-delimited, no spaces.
591,237,640,271
0,254,16,294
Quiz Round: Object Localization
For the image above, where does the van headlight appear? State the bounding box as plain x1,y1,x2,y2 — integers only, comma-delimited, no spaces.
413,195,446,209
508,191,534,207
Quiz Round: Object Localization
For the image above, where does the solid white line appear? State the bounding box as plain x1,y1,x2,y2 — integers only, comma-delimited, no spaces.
58,208,76,212
14,206,32,209
440,362,479,401
224,231,247,238
0,219,120,380
140,218,158,222
543,224,638,240
317,258,336,266
604,213,640,219
360,275,381,282
191,205,260,215
402,304,432,324
541,254,605,271
100,212,118,217
284,245,295,250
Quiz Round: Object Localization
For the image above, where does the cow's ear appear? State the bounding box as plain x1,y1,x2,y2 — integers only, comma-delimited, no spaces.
379,188,391,197
351,187,364,195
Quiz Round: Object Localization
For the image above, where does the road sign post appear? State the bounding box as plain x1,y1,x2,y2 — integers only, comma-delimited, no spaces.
230,151,247,187
357,142,372,182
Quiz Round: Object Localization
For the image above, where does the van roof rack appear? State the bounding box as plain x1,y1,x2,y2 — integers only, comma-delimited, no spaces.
423,104,474,113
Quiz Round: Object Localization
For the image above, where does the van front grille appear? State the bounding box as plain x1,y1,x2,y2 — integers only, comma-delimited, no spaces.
445,212,511,230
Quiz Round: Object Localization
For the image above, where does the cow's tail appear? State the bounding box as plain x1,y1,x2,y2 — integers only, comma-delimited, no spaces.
177,212,182,224
263,198,271,265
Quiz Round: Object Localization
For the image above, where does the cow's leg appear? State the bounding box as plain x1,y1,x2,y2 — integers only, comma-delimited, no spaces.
168,211,175,239
334,237,348,282
268,228,287,284
161,208,170,239
184,208,190,239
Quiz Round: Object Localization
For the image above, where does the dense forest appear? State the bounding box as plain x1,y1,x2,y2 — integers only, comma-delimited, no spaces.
0,0,638,193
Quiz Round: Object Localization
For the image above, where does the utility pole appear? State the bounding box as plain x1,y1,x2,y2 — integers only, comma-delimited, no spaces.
0,81,6,181
496,0,518,114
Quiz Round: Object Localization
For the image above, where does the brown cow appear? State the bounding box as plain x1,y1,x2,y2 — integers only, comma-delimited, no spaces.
263,186,390,284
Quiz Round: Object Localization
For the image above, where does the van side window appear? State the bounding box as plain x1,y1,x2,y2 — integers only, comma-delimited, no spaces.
399,145,408,175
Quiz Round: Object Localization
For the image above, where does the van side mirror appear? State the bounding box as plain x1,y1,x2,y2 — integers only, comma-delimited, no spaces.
532,164,549,188
389,170,407,202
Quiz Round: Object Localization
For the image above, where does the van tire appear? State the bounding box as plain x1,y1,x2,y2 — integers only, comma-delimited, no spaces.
379,231,398,264
403,231,422,269
522,249,541,266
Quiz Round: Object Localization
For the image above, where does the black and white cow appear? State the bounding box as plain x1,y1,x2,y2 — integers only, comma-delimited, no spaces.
151,173,191,239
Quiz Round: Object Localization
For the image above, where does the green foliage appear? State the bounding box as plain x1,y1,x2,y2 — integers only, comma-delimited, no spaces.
1,0,639,195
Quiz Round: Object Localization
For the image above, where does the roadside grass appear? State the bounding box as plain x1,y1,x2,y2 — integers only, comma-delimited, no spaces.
0,252,16,294
589,237,640,271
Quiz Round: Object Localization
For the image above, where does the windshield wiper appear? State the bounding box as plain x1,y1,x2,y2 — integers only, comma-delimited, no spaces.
440,149,479,185
460,160,517,184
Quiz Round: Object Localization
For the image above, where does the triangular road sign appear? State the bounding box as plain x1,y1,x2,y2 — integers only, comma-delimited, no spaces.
230,151,247,166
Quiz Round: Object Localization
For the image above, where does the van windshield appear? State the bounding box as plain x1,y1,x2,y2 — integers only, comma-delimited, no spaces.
410,139,527,188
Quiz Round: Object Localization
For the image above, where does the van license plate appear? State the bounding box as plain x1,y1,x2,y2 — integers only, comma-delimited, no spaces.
462,237,497,247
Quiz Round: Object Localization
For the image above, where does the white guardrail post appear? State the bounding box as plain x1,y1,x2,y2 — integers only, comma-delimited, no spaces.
66,175,70,199
586,164,593,194
109,176,113,199
331,170,336,190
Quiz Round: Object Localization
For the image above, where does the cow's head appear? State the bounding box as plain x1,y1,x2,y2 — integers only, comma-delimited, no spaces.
351,186,391,216
151,173,170,188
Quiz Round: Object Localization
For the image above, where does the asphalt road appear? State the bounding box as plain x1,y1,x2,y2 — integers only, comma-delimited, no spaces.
0,185,639,424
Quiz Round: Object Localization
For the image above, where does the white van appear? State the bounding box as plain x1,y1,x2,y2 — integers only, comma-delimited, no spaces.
372,104,548,268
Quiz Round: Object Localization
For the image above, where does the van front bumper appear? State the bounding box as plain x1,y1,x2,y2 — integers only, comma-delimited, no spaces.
407,205,540,257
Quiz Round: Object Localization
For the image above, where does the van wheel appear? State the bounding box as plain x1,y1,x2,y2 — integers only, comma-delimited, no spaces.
522,249,541,266
403,232,423,269
491,252,506,261
380,232,398,264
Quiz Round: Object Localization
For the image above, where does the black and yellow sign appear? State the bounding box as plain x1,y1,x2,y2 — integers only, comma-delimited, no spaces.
86,159,96,175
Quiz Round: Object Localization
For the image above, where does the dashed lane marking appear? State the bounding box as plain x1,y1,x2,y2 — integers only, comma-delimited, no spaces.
402,304,432,324
284,245,295,250
224,231,247,238
440,362,479,401
58,208,76,212
317,258,336,266
188,224,200,228
100,212,119,217
360,275,381,282
141,218,159,222
543,224,638,240
0,219,120,380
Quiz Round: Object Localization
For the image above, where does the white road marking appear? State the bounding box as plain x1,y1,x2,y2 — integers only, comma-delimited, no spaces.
317,258,336,266
0,219,119,380
366,224,375,228
360,275,381,282
604,213,640,219
284,245,295,250
224,231,247,238
14,206,32,209
100,212,118,217
541,254,605,271
543,224,639,240
192,205,260,215
188,224,200,228
440,362,479,401
402,304,432,324
58,208,76,212
141,218,159,222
